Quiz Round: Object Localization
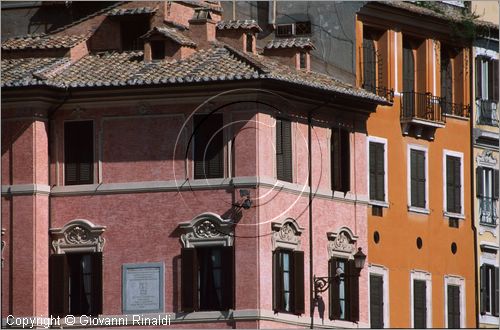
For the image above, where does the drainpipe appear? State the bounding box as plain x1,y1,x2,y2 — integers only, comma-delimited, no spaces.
469,45,480,329
308,112,314,329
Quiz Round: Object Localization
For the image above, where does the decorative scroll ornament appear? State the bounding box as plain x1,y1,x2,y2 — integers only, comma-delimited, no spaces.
50,219,106,254
327,227,358,259
179,213,233,248
271,218,304,251
477,150,497,167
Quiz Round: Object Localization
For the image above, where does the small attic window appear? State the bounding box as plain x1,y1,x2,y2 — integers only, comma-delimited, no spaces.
299,52,307,70
295,22,311,35
276,24,293,37
246,33,253,53
151,40,165,60
121,17,150,50
276,21,311,37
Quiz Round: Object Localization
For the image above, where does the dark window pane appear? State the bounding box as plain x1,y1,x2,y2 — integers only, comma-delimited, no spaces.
446,155,461,213
414,280,427,328
276,118,292,182
410,149,426,208
370,275,384,328
447,285,460,328
64,121,93,185
369,142,385,201
151,40,165,60
194,114,224,179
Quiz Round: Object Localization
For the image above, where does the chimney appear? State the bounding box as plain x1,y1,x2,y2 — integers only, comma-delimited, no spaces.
263,37,315,71
216,20,262,54
188,8,217,49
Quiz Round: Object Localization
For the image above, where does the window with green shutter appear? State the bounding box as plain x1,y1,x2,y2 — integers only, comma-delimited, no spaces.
480,264,499,317
193,114,224,179
413,280,427,328
370,274,384,328
331,127,350,193
369,141,385,202
447,285,460,328
276,118,293,182
272,249,304,315
446,155,462,214
329,257,360,322
410,149,426,209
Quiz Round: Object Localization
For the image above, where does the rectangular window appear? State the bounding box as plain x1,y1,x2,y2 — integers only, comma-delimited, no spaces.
246,33,253,53
49,252,102,317
413,279,427,328
181,246,233,312
276,24,293,37
329,258,359,322
363,34,377,94
331,127,350,192
445,154,462,214
273,249,304,314
477,167,499,225
276,118,293,182
299,52,306,69
447,285,460,328
477,57,499,102
480,264,499,316
295,21,311,35
410,148,426,209
193,114,224,179
121,17,149,50
369,140,386,202
441,49,453,114
64,121,94,185
370,274,384,328
151,40,165,60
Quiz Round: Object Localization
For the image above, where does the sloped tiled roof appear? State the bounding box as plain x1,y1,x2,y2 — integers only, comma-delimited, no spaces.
140,27,197,47
265,37,315,50
216,20,262,32
2,34,90,50
1,45,388,104
106,7,157,17
178,0,223,12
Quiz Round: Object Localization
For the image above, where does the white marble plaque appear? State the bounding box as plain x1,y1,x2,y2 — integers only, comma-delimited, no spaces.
122,263,164,314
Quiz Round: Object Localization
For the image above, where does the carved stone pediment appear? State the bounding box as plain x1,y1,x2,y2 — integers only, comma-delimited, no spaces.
50,219,106,254
179,212,234,248
477,150,498,168
271,218,304,251
327,227,358,259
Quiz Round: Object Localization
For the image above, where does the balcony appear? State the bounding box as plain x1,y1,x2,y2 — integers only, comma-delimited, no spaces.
479,197,498,226
400,91,445,140
363,83,395,103
441,100,471,118
476,99,499,127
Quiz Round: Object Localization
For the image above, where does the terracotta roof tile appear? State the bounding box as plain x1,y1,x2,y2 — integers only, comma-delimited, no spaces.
216,20,262,32
106,7,157,17
265,37,316,50
2,34,89,50
1,45,387,104
140,27,197,47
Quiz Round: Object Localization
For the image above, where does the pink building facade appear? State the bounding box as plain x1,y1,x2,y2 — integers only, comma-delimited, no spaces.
1,1,388,328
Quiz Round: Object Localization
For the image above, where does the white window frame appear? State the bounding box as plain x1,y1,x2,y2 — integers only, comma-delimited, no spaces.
367,136,389,207
443,149,464,218
368,264,390,328
407,144,429,214
443,275,466,328
410,269,432,328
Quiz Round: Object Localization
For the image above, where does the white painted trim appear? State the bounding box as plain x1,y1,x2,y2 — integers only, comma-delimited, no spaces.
443,149,465,216
407,144,429,211
394,31,399,94
368,264,390,328
367,135,388,204
475,47,499,60
410,269,432,328
443,275,466,328
1,184,51,195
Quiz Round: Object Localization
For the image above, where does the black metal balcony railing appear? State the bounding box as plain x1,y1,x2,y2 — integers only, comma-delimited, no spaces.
441,99,471,118
476,99,499,126
479,197,498,226
401,91,443,122
362,83,395,103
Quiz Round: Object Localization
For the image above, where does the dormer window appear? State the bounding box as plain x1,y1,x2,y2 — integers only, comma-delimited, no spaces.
246,33,253,53
151,40,165,60
299,52,306,70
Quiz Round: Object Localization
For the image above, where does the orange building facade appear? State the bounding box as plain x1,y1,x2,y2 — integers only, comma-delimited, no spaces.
357,3,476,328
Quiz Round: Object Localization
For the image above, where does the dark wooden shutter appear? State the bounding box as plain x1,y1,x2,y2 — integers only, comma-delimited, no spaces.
447,285,460,328
480,265,487,314
446,156,461,213
476,57,483,99
329,258,341,320
414,280,427,328
340,129,350,193
221,246,234,310
272,250,283,312
493,170,499,200
276,118,292,182
411,149,425,208
293,250,305,315
363,36,377,93
332,128,350,193
403,42,415,92
50,254,69,317
477,167,484,197
64,121,94,185
370,274,384,328
181,248,198,312
369,142,385,201
91,252,103,316
494,267,499,316
194,114,224,179
347,260,359,322
492,60,499,102
441,54,453,105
